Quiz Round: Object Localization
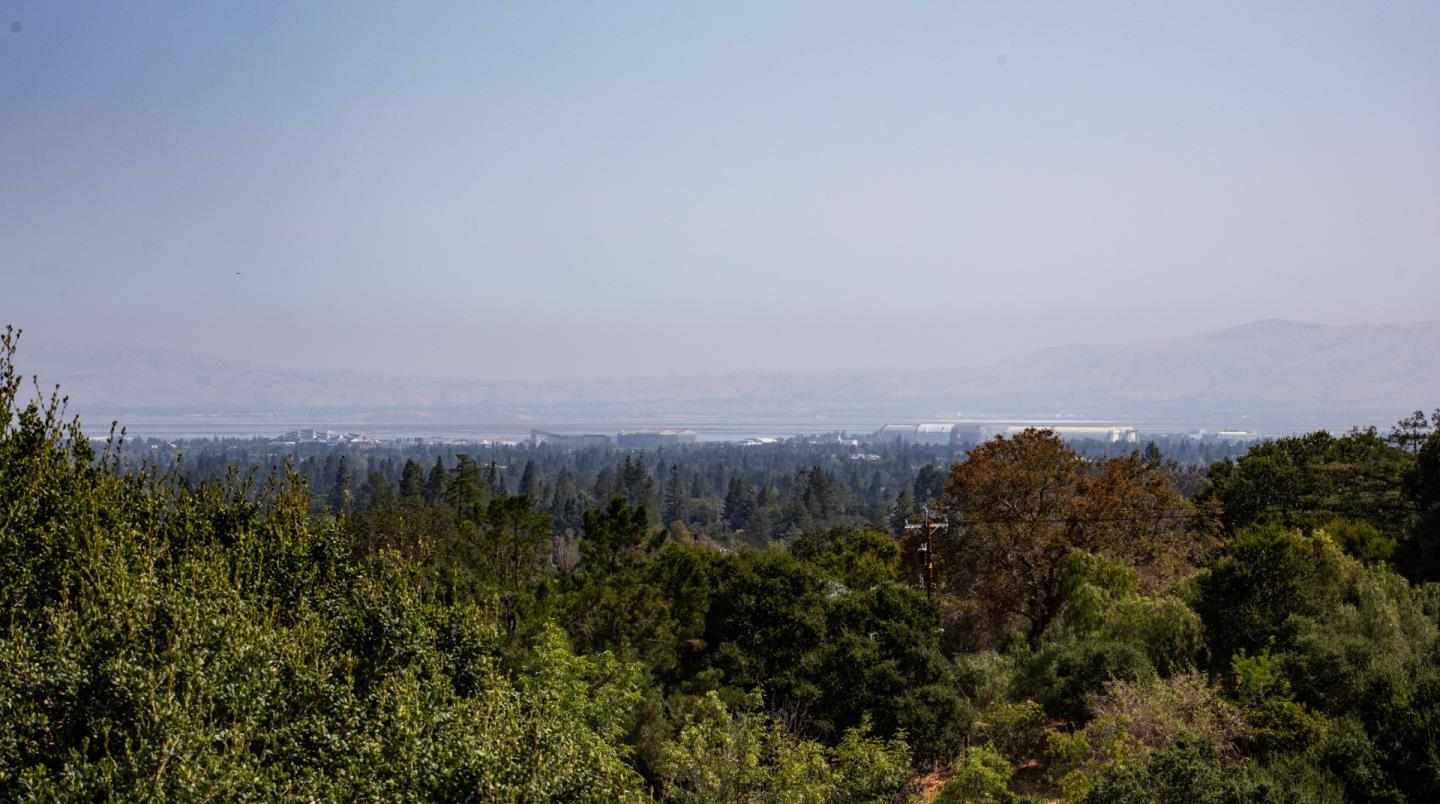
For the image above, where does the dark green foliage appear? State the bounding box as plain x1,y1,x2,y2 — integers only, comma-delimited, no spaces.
1142,441,1163,465
652,691,910,803
1021,639,1156,724
1013,552,1202,724
723,474,758,532
563,499,678,670
327,453,352,514
814,583,969,759
360,467,396,509
890,487,914,536
0,330,648,799
121,416,1237,553
1389,409,1440,455
662,466,686,527
1197,525,1440,801
423,455,446,503
641,545,964,761
912,462,947,504
1315,716,1405,802
1082,739,1266,803
398,457,425,500
476,494,554,635
1192,525,1349,667
580,497,664,577
1199,429,1413,537
519,458,542,500
677,550,828,704
789,526,901,589
442,453,485,514
1398,430,1440,580
1321,517,1395,564
1407,430,1440,509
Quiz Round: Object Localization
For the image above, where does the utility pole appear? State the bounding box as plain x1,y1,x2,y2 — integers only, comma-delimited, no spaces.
922,507,934,597
907,503,946,598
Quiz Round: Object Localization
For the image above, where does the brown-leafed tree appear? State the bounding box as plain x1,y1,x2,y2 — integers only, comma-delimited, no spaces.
941,428,1218,645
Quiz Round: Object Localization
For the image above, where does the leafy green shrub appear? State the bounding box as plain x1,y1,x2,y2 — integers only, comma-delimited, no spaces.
1081,738,1241,803
936,745,1012,803
954,650,1021,712
978,699,1048,764
1044,674,1253,801
1319,517,1395,564
648,545,965,762
1198,429,1414,537
1019,638,1155,724
1192,524,1352,666
1013,552,1204,724
0,331,650,800
790,527,901,590
1315,716,1405,803
829,717,914,803
1241,698,1328,757
652,691,909,803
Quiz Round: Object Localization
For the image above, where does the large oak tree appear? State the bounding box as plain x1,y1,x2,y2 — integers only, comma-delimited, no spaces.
942,429,1218,645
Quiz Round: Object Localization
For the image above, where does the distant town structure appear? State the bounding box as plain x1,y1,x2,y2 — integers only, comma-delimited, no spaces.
952,424,994,444
529,428,700,448
1004,425,1139,444
272,429,377,446
872,422,1142,446
872,423,995,446
873,423,962,446
1187,429,1263,443
616,429,698,448
531,430,614,448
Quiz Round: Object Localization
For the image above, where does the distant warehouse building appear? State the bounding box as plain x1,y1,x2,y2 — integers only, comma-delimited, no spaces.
273,429,378,446
531,430,614,448
873,423,967,446
616,429,698,448
952,424,994,444
874,423,1137,446
1005,425,1138,444
1188,429,1262,443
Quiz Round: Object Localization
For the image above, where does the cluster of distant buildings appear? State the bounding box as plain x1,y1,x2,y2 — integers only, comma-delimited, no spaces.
266,423,1263,451
271,429,379,447
873,422,1144,445
872,423,1261,446
1186,429,1263,443
531,429,698,448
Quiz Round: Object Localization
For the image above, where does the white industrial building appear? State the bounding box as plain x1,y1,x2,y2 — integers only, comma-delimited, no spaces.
272,429,377,446
873,423,995,446
874,423,956,445
1004,425,1138,444
531,430,613,448
616,429,698,448
1188,429,1263,443
874,422,1144,446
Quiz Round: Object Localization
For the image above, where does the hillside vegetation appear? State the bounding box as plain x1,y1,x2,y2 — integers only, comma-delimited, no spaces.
4,326,1440,801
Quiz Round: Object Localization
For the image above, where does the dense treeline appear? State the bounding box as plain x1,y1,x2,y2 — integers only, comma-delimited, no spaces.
127,432,1235,549
5,326,1440,801
0,331,909,801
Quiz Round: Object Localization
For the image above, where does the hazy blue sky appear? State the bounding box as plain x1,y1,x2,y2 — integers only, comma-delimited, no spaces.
4,1,1438,380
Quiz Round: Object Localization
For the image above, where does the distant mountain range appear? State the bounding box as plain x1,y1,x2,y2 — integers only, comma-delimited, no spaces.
14,320,1440,434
